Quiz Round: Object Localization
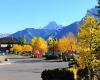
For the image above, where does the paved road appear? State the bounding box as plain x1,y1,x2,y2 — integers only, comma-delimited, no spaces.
0,61,68,80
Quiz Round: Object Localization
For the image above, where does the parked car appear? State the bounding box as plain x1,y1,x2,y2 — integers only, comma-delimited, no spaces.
45,52,61,60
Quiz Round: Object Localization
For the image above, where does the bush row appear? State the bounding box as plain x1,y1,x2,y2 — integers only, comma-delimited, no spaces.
41,68,75,80
41,68,89,80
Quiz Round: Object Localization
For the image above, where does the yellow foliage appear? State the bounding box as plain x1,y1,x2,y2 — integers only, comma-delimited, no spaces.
22,45,32,52
75,51,94,69
58,37,69,53
58,33,78,53
77,16,100,71
31,37,37,48
91,59,100,70
36,37,48,51
69,67,78,80
31,37,48,52
78,16,100,51
11,44,22,52
11,44,33,52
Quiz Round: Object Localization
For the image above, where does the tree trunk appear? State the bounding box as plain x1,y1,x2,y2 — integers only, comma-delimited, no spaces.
89,69,94,80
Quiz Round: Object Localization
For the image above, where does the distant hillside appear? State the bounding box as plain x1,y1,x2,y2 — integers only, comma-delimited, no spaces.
55,22,81,39
9,21,63,40
8,21,81,40
0,33,11,38
9,28,56,40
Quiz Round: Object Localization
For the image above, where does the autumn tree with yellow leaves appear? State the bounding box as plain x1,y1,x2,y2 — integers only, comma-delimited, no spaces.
22,45,32,52
66,32,78,52
11,44,32,54
47,37,59,53
31,37,48,57
34,37,48,52
31,37,37,48
76,16,100,80
10,44,22,54
58,32,78,55
58,37,69,53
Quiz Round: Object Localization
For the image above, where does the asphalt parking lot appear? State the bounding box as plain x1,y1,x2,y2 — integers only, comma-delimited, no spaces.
0,59,68,80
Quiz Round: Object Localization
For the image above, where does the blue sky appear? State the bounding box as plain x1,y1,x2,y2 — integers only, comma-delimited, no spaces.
0,0,96,33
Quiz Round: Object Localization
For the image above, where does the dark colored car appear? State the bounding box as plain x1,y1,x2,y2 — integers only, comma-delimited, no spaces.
45,52,61,60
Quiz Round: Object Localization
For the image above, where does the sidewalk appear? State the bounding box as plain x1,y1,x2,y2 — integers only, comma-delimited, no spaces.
0,62,11,65
0,54,30,63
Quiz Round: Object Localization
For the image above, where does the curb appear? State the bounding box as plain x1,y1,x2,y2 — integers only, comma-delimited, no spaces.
0,62,11,65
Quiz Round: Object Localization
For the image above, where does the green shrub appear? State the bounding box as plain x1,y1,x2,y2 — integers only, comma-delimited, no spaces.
68,61,77,68
41,68,75,80
77,68,88,79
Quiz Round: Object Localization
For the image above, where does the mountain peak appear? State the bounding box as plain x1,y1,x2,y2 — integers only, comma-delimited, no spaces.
48,21,57,25
43,21,63,30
